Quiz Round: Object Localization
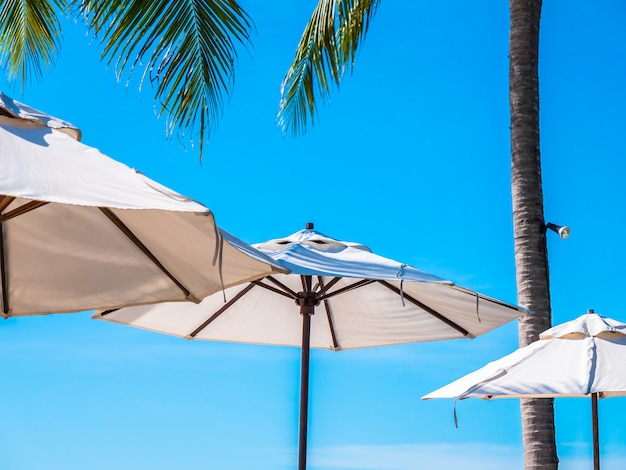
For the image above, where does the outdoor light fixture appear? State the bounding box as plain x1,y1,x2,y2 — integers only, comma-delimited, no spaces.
546,222,570,240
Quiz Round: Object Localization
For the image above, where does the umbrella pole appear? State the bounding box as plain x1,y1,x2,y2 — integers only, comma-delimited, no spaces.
592,392,600,470
0,221,7,316
299,307,312,470
298,274,315,470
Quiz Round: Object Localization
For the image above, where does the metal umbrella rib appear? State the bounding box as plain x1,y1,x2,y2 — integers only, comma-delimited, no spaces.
319,278,375,300
377,280,471,337
189,283,257,338
260,275,299,299
0,197,49,315
0,196,15,212
317,276,341,297
318,276,339,351
0,200,49,222
98,207,195,302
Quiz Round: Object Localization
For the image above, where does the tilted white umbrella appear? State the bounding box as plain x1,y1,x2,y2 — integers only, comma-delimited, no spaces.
0,92,285,316
423,310,626,470
94,223,525,470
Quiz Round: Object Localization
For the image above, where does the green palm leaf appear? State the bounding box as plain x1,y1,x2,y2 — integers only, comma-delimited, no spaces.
82,0,254,159
277,0,379,137
0,0,67,84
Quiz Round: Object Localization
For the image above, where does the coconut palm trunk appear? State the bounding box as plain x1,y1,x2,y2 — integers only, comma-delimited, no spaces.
279,0,561,466
509,0,558,467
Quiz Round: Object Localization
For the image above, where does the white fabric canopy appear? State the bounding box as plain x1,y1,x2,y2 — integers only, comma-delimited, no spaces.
422,312,625,470
0,121,210,211
95,227,524,350
94,225,524,470
423,312,626,399
0,93,285,316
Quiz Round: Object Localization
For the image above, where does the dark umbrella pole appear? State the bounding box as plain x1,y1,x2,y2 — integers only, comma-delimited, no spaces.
297,273,316,470
592,392,600,470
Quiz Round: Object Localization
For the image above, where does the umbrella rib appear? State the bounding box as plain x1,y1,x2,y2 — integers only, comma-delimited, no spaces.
99,308,119,316
252,279,296,299
0,197,15,315
319,279,375,300
0,197,42,315
189,283,256,338
451,285,520,311
0,196,15,212
98,207,193,300
0,221,7,315
261,275,299,299
0,200,49,222
317,276,341,297
377,280,471,337
317,276,339,350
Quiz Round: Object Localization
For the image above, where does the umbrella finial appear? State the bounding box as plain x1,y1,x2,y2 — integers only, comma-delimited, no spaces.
588,309,595,314
306,222,314,230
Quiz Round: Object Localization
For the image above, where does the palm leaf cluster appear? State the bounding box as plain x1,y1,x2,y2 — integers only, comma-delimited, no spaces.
277,0,380,137
0,0,67,84
0,0,381,154
0,0,253,158
83,0,253,157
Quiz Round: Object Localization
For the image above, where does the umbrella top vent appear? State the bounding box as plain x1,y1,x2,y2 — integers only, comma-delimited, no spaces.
256,228,372,254
0,91,81,141
540,312,626,340
252,228,451,283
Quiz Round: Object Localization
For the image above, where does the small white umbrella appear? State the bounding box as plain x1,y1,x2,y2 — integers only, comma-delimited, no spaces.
423,310,626,470
94,223,525,470
0,92,285,316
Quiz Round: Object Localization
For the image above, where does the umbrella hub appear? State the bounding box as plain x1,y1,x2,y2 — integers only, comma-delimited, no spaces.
295,291,320,316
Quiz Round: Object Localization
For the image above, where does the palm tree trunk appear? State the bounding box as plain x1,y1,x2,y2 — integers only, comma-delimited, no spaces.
509,0,558,468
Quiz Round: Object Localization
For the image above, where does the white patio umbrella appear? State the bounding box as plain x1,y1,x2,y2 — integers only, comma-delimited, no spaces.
423,310,626,470
94,222,525,470
0,92,285,316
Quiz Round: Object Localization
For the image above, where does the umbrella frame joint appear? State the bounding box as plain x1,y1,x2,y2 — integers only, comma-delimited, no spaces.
296,290,319,316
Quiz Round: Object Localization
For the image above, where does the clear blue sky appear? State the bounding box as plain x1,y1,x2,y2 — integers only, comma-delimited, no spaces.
1,1,625,469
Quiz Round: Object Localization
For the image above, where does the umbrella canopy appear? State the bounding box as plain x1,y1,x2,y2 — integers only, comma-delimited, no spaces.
95,225,524,348
422,311,626,470
94,223,525,470
0,92,285,316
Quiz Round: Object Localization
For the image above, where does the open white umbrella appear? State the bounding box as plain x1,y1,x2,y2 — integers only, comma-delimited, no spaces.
94,222,525,470
0,92,285,316
423,310,626,470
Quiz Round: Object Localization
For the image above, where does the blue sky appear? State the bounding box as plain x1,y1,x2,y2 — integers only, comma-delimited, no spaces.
1,1,626,469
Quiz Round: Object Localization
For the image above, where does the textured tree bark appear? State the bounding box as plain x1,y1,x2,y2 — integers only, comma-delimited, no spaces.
509,0,559,468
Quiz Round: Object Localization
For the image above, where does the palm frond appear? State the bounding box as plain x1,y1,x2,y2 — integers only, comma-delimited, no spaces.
277,0,380,137
336,0,379,69
0,0,68,84
81,0,254,160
